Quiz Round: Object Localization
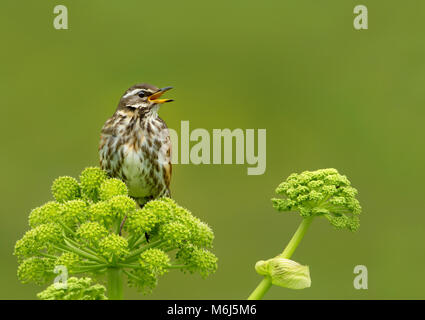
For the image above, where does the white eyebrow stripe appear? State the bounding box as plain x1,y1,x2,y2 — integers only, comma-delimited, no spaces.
123,89,142,99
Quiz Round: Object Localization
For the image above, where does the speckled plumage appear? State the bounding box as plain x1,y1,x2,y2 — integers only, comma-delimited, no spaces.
99,84,173,205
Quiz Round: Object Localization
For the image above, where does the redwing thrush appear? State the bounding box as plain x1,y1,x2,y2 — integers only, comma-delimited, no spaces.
99,83,174,207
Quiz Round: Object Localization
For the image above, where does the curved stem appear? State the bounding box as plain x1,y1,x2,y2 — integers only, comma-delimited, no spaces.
123,268,142,282
38,252,58,260
61,240,105,264
247,277,273,300
247,217,313,300
63,235,107,262
131,235,147,249
281,216,313,258
107,268,123,300
124,239,164,262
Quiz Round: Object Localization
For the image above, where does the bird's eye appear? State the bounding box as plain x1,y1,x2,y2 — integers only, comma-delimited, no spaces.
138,90,146,98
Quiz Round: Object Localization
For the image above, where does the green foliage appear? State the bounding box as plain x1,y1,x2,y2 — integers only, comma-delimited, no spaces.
14,167,217,299
272,168,362,231
37,277,108,300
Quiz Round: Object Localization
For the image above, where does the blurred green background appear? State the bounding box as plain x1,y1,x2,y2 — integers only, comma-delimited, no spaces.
1,0,425,299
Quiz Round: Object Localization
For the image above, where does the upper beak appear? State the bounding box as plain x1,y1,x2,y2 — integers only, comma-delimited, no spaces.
148,86,174,104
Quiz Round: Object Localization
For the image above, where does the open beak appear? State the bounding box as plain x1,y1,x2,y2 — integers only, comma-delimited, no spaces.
148,86,174,104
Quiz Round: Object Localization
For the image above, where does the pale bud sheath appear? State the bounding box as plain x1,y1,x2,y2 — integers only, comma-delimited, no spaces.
255,257,311,290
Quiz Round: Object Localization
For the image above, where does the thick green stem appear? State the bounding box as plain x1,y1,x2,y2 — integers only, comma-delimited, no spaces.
280,216,313,258
247,217,313,300
247,277,273,300
107,268,123,300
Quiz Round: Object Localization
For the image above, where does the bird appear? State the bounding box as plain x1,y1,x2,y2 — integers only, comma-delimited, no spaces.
99,83,174,209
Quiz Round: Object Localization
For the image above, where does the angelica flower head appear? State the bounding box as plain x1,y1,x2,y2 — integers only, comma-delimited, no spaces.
14,167,217,299
271,168,361,231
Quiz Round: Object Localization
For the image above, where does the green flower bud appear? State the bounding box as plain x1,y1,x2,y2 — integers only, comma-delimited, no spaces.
139,248,170,276
88,201,114,227
61,200,88,227
128,249,170,294
325,214,360,232
79,167,107,202
98,234,129,262
108,195,137,220
159,211,214,249
127,269,157,294
173,207,194,222
159,222,190,248
176,245,218,278
37,277,108,300
189,221,214,248
143,198,178,225
99,178,128,201
51,176,81,203
14,223,63,259
29,202,63,228
255,257,311,290
272,168,362,231
17,257,54,285
76,222,109,247
125,208,158,235
55,253,80,273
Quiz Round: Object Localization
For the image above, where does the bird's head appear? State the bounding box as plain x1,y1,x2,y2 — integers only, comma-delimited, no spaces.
117,83,173,116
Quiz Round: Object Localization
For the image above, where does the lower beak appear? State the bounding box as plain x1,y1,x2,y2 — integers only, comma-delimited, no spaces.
148,86,174,104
